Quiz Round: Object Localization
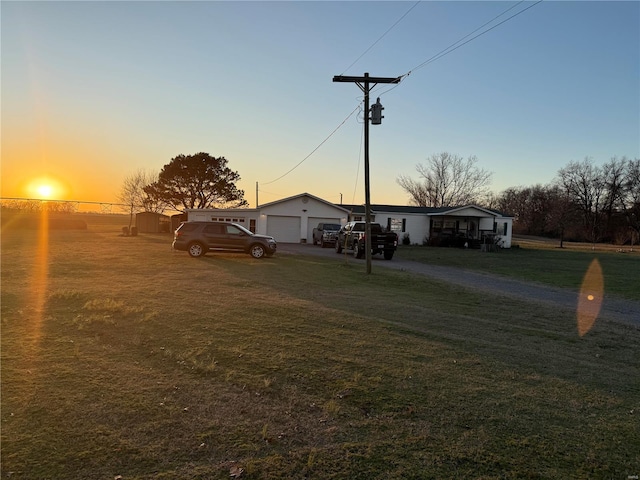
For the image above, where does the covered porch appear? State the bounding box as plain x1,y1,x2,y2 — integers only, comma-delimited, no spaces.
427,206,507,248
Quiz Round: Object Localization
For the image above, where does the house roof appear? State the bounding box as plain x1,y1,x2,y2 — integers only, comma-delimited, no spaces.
339,203,511,218
259,192,350,212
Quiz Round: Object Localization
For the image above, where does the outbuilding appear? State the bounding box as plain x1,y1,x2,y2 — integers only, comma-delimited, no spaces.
135,211,171,233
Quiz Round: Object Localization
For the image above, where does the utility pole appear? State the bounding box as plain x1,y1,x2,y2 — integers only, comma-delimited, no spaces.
333,73,401,274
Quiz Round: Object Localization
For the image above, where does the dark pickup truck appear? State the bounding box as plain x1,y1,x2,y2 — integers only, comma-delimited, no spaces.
312,222,342,248
335,221,398,260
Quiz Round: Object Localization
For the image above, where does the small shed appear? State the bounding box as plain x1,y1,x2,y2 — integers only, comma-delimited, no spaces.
136,212,170,233
171,213,187,232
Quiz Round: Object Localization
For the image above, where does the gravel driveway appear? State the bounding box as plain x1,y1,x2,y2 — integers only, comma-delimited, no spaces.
278,243,640,327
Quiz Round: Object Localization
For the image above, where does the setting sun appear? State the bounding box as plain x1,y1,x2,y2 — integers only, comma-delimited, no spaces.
26,177,67,200
36,184,54,198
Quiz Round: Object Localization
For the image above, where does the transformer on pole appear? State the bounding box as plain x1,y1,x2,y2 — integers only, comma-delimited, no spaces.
333,73,401,274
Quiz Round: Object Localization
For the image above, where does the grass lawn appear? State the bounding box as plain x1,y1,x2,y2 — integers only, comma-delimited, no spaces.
396,239,640,301
2,217,639,479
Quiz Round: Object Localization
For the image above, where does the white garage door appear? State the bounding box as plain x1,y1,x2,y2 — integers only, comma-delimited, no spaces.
306,217,342,243
267,215,301,243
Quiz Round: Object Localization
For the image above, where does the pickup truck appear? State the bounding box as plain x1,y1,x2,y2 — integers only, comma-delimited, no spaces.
312,222,342,248
335,221,398,260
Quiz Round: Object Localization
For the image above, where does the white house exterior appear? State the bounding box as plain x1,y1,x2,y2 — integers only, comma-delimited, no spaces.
185,193,349,244
258,193,350,243
340,204,513,248
184,193,513,248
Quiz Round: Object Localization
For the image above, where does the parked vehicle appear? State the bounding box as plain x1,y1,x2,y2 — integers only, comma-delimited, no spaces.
172,221,277,259
335,221,398,260
312,222,342,248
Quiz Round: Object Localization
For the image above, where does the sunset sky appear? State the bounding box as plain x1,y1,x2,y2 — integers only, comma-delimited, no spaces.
2,1,638,209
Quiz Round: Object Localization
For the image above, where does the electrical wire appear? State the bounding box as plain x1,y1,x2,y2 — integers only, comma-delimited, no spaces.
409,0,543,75
340,0,422,76
260,0,543,187
261,103,362,186
352,117,365,204
259,3,420,188
375,0,544,97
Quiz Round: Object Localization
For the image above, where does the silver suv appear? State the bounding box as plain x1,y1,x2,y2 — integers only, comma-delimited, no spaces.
172,222,277,259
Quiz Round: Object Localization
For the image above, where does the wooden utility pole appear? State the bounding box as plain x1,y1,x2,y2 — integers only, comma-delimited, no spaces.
333,73,401,274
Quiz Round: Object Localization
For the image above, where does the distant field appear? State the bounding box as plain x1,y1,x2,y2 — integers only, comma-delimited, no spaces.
2,219,639,479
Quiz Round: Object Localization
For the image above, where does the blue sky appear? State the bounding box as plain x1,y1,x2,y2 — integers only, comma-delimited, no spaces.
2,1,639,208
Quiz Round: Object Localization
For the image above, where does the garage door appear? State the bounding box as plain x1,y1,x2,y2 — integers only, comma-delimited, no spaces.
306,217,342,243
266,215,301,243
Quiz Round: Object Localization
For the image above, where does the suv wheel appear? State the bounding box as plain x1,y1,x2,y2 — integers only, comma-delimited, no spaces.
250,244,266,259
188,242,206,258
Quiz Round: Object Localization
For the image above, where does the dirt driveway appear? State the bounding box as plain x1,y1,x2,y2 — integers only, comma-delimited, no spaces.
278,243,640,327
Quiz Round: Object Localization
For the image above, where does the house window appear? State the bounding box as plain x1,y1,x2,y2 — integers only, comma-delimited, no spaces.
388,218,404,233
249,219,256,233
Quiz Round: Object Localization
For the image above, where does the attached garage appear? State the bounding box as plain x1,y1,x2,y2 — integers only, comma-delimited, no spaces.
266,215,301,243
259,193,349,243
184,194,349,244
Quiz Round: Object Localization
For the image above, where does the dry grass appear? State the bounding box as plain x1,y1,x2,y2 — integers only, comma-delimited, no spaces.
1,217,639,479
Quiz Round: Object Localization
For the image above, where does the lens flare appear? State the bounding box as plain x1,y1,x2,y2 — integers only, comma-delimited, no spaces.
577,259,604,337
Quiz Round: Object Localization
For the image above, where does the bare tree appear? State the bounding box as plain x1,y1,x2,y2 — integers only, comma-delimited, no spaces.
622,158,640,243
397,152,492,207
601,156,628,238
118,169,162,230
557,158,606,245
545,185,579,248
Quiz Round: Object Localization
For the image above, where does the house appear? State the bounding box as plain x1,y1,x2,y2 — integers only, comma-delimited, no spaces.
340,204,513,248
183,193,513,248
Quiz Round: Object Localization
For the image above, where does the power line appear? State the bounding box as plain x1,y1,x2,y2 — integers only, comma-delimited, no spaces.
260,3,421,188
409,0,543,75
375,0,544,97
340,1,422,76
262,0,544,187
261,103,361,185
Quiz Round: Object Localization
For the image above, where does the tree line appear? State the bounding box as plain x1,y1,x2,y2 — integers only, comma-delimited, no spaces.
398,153,639,246
115,150,639,245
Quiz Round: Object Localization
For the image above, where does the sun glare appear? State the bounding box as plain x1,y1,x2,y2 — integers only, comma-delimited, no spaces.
26,177,66,200
37,184,54,198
